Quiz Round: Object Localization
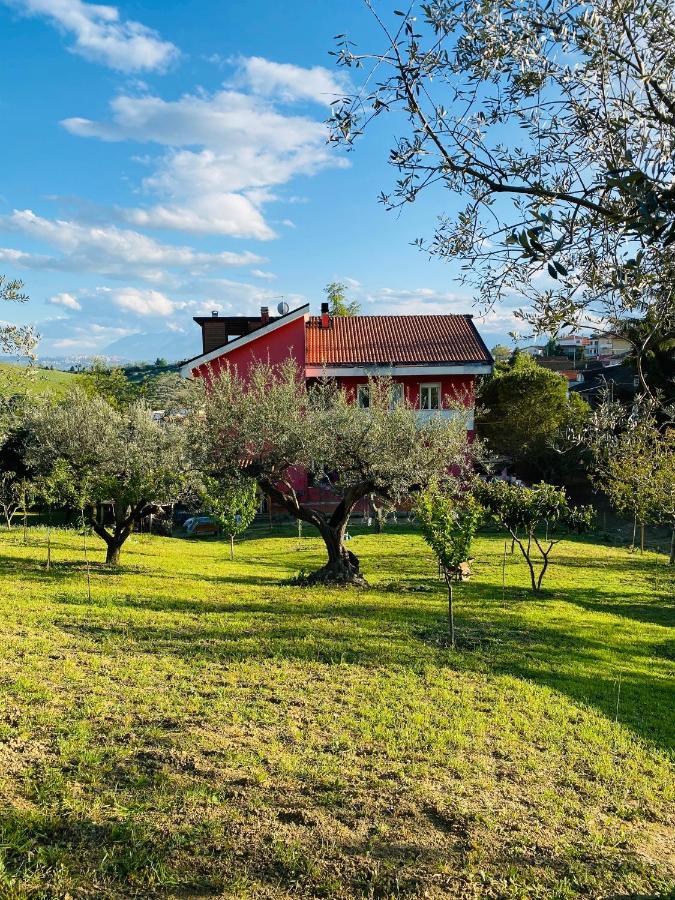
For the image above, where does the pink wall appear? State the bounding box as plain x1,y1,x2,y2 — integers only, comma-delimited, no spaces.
191,315,306,382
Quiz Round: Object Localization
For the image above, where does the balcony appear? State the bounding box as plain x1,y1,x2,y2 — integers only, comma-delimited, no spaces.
417,407,475,429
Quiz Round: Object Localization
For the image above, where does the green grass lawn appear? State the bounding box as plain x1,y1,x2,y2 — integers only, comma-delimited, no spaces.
0,525,673,898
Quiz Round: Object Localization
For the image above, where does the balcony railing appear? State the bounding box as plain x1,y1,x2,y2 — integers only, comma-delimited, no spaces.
417,408,475,429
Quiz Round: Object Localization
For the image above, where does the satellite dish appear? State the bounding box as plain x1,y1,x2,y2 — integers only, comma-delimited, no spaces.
277,300,290,315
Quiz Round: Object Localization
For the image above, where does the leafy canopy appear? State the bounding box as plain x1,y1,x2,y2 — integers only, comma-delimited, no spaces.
200,477,258,539
476,354,589,480
324,281,360,317
416,489,483,575
197,362,471,506
25,389,191,526
329,0,675,349
587,398,675,533
79,359,143,410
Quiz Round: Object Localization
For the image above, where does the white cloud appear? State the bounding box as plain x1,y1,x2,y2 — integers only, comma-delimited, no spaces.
123,183,274,240
0,209,263,280
47,291,81,310
249,268,276,280
62,90,325,149
60,70,348,238
98,286,176,317
238,56,349,105
3,0,178,72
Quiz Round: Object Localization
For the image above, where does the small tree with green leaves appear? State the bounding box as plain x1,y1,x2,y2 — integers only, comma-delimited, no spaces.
416,489,483,647
477,481,593,593
200,477,258,559
79,359,143,410
587,399,675,558
324,281,360,317
0,471,22,530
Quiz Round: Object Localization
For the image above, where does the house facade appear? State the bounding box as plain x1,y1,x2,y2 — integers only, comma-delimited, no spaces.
181,302,493,513
182,302,493,430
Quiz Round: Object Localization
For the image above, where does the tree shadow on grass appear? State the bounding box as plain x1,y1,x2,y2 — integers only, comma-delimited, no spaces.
54,579,675,752
0,805,221,896
5,533,674,753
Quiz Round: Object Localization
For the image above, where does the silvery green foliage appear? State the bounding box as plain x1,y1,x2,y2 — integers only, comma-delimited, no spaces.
0,275,37,361
330,0,675,342
26,390,191,509
196,360,471,507
194,360,473,580
24,390,192,561
585,395,675,547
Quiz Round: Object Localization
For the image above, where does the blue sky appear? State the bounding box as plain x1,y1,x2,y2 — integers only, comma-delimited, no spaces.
0,0,519,361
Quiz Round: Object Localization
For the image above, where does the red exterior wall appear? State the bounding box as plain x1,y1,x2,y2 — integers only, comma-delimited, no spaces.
190,324,480,517
191,315,306,381
335,374,476,410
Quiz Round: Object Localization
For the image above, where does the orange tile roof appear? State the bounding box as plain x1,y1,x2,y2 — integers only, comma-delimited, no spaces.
305,315,492,366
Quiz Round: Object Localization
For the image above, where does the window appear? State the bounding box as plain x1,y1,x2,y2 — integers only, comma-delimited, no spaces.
420,383,441,410
357,385,370,408
389,383,404,408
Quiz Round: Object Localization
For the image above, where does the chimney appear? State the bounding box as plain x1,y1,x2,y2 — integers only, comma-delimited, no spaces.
320,301,330,329
211,310,218,317
260,305,270,325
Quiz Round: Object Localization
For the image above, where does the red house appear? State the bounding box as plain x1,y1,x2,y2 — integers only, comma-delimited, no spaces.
181,302,492,510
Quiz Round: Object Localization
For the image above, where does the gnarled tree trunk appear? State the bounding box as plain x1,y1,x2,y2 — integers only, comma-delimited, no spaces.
91,500,147,566
258,477,371,585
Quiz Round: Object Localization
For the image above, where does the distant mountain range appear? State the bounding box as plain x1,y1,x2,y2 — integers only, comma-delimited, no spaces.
3,329,203,370
102,329,201,365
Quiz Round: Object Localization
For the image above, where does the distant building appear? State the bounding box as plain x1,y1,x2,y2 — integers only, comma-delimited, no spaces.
586,333,632,360
558,334,591,353
535,356,585,390
570,362,638,405
521,345,545,357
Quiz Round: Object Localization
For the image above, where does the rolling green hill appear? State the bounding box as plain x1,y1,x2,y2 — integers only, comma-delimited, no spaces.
0,363,77,397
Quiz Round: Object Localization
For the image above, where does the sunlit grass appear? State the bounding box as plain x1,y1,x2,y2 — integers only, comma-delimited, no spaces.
0,523,673,897
0,362,77,397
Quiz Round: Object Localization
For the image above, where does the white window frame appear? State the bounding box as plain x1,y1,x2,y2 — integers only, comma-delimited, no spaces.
419,382,441,411
357,384,370,408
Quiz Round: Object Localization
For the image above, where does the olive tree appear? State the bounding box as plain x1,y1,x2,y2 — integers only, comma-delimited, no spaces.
0,275,37,362
195,360,473,585
587,398,675,558
25,390,191,565
477,481,593,592
329,0,675,385
0,275,39,439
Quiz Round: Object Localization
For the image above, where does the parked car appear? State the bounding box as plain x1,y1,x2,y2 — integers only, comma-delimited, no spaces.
183,515,219,537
